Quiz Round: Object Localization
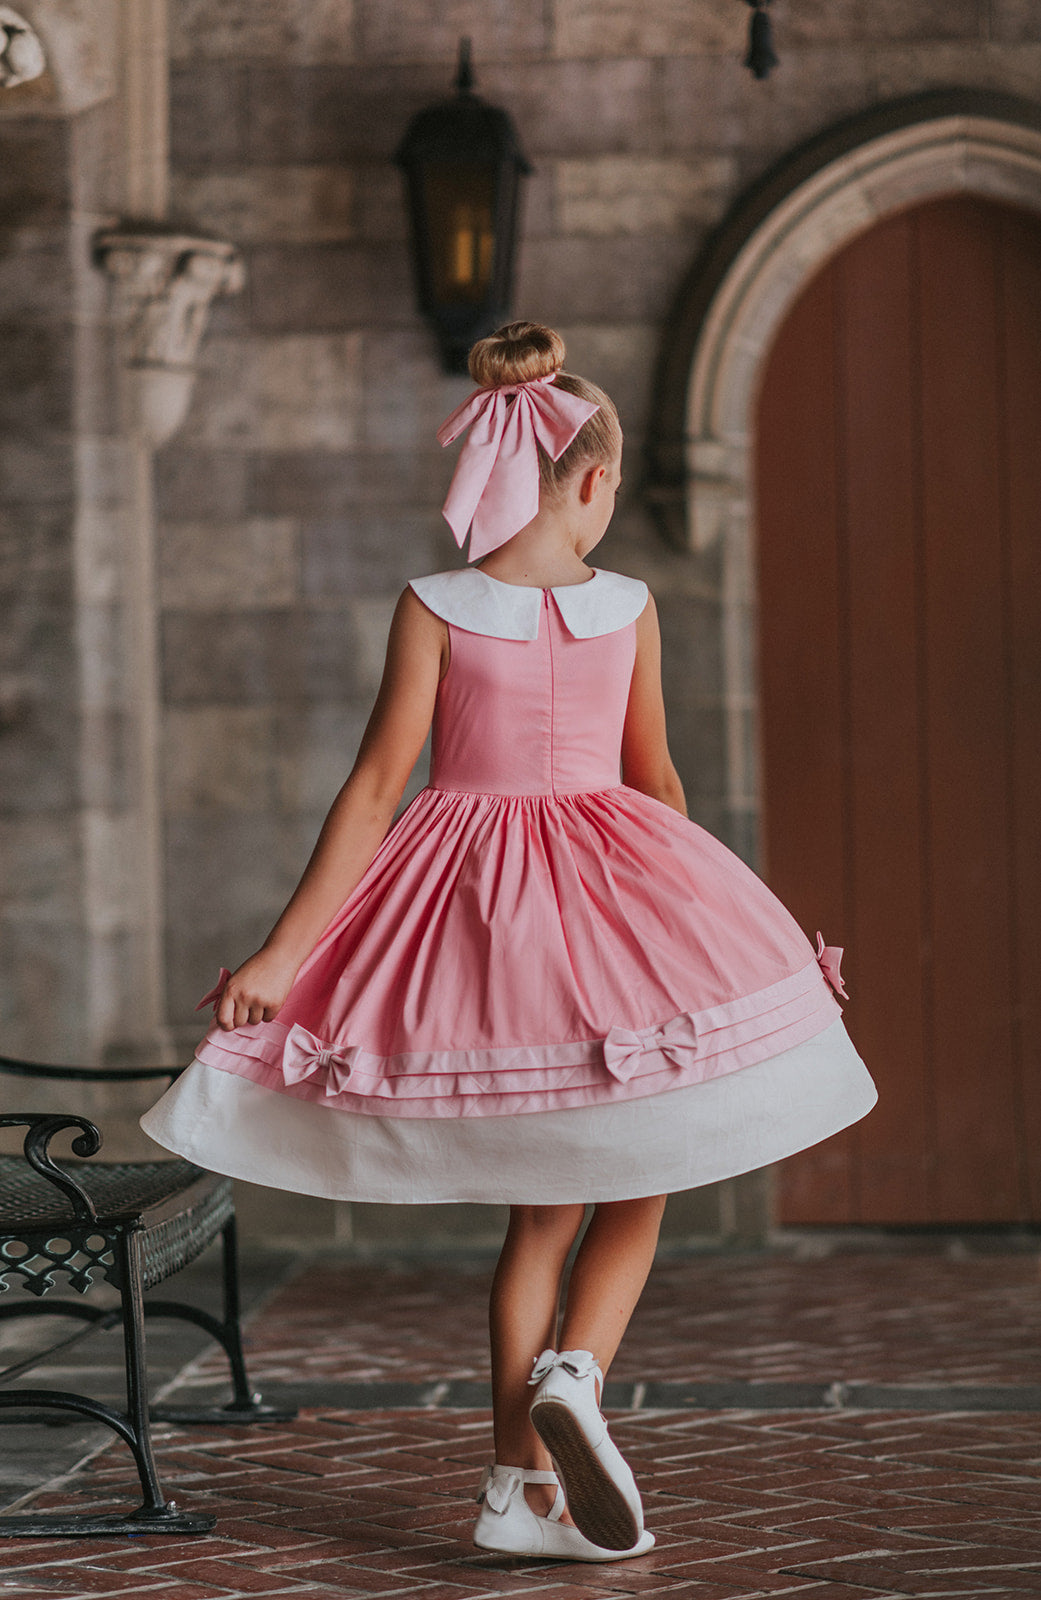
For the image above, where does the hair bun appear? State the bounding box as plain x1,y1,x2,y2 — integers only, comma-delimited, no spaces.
468,321,566,388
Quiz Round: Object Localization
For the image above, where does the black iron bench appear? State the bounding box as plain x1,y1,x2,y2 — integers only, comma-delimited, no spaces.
0,1054,296,1538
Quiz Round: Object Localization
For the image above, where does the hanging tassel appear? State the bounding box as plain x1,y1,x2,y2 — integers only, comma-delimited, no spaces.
744,0,779,80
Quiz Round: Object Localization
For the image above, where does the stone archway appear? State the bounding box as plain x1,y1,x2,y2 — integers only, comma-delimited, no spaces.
646,90,1041,861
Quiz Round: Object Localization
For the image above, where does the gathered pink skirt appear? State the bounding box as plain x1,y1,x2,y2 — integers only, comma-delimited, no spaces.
183,783,848,1117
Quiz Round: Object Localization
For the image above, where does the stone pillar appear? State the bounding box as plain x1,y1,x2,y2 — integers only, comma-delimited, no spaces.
90,230,242,1063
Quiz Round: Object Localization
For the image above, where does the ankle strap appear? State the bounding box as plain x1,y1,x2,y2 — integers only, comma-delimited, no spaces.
477,1463,565,1520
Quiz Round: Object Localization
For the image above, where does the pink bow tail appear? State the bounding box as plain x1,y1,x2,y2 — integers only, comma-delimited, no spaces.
195,967,231,1013
437,376,601,561
815,932,849,1001
281,1023,359,1094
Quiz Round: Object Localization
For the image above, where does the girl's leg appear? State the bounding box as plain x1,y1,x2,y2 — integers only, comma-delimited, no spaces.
558,1194,667,1375
489,1203,585,1510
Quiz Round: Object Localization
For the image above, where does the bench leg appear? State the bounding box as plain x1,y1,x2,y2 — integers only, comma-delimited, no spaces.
0,1233,215,1537
148,1217,297,1425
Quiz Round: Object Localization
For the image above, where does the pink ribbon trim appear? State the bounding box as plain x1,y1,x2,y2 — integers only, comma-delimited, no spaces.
815,932,849,1001
195,967,231,1013
437,376,600,561
603,1012,699,1083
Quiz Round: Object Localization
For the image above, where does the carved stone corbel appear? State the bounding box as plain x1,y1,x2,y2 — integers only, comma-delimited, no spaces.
95,229,245,445
0,7,45,87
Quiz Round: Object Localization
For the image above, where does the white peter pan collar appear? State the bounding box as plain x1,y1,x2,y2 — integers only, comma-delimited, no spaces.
409,567,648,641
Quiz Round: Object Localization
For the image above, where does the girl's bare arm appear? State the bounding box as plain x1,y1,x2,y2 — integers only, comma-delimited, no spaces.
620,595,688,816
216,588,447,1030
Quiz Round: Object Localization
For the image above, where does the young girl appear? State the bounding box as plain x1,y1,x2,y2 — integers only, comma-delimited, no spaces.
143,321,877,1563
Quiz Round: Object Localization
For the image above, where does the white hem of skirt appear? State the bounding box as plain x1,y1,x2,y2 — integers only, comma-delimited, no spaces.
140,1018,878,1205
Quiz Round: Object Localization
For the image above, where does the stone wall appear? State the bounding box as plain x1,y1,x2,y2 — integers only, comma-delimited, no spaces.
2,0,1039,1246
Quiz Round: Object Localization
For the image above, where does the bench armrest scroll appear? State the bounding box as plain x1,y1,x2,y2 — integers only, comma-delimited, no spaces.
0,1115,102,1222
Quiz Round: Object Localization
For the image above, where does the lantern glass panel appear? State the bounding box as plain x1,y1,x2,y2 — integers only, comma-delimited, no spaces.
422,163,496,304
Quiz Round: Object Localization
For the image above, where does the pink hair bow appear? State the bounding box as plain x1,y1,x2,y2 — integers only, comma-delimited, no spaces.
815,932,849,1001
195,968,231,1013
281,1023,359,1096
602,1013,699,1084
437,375,600,561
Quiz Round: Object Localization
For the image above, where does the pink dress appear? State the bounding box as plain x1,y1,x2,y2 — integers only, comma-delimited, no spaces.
141,568,877,1203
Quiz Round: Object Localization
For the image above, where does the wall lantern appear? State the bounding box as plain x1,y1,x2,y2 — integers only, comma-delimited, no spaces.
395,39,532,374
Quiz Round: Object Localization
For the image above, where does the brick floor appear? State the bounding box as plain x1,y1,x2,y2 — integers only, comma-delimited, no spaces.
2,1246,1040,1598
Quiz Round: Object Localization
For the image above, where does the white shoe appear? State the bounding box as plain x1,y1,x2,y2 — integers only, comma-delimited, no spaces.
527,1348,644,1551
473,1462,654,1561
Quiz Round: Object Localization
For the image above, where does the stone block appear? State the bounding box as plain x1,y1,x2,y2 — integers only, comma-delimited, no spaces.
556,156,737,237
0,816,80,922
275,702,370,812
245,64,418,164
356,0,549,62
162,609,301,705
657,591,724,704
871,41,1041,100
781,0,981,43
170,64,249,168
0,506,73,606
302,608,368,700
0,120,69,219
0,326,72,432
348,595,398,695
557,322,658,438
181,333,363,451
171,166,354,245
249,448,449,514
990,0,1041,40
554,0,739,57
358,329,464,452
660,1183,722,1239
164,813,301,949
171,0,355,62
349,1201,508,1251
0,247,75,326
0,920,86,1062
658,50,874,164
249,244,412,333
482,57,665,157
0,695,77,813
232,1182,339,1246
163,706,278,814
354,163,410,244
0,435,74,506
514,234,693,325
155,449,250,521
301,512,440,599
159,517,299,608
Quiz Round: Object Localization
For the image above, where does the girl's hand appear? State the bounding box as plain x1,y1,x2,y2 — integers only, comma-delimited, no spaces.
215,951,300,1031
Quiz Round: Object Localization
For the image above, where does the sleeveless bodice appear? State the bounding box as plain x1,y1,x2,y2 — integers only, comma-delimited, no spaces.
430,592,637,796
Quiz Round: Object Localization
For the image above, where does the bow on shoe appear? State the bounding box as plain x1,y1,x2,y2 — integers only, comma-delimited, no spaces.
528,1348,601,1384
476,1465,521,1514
437,376,600,561
195,968,231,1014
602,1013,698,1084
282,1022,359,1094
815,932,849,1001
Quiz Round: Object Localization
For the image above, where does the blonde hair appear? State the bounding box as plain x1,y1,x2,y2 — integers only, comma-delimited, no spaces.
467,321,622,495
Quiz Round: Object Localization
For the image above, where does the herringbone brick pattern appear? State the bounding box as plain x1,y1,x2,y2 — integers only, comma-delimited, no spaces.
181,1252,1041,1388
2,1250,1040,1598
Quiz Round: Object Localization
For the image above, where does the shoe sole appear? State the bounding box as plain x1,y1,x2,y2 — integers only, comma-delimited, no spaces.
529,1398,640,1551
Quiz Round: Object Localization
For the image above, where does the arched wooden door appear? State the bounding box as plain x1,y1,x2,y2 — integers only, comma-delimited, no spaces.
756,196,1041,1225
